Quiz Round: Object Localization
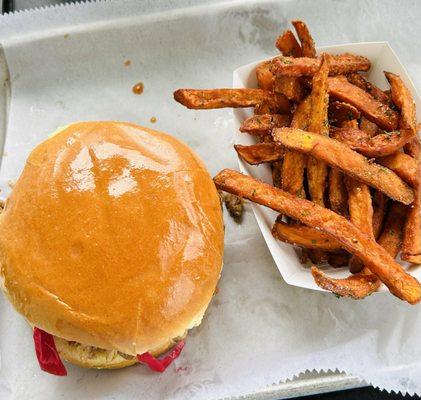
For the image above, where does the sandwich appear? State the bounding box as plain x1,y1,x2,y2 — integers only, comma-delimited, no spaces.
0,121,224,374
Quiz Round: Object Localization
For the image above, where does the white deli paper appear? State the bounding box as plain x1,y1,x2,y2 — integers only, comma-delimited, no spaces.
233,42,421,292
0,1,420,399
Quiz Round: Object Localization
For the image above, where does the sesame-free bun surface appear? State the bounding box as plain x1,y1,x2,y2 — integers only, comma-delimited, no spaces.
0,121,224,356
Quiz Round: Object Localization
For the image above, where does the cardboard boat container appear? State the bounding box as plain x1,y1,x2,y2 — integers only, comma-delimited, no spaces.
233,42,421,293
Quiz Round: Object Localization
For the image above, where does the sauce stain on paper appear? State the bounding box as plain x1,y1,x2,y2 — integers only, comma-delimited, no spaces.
132,82,144,95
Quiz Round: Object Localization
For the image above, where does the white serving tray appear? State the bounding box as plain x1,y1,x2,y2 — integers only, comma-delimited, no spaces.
233,42,421,293
2,1,421,398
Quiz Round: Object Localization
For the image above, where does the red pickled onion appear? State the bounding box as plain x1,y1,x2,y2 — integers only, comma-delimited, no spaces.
33,328,67,376
137,340,185,373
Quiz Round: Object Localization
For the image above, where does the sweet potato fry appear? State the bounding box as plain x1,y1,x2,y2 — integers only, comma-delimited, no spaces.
346,192,387,278
382,73,417,194
377,202,406,257
290,97,311,129
213,169,421,304
405,135,421,158
272,161,283,188
402,137,421,264
273,76,304,102
272,219,342,251
311,200,404,299
254,96,290,114
275,29,302,57
281,153,307,197
328,101,360,126
272,128,415,204
291,20,316,58
307,54,330,206
270,54,370,78
312,268,379,299
173,88,290,112
345,176,375,276
239,114,291,137
328,169,348,215
402,200,421,264
281,97,311,197
328,76,399,131
256,61,274,90
274,34,308,195
330,127,413,158
359,117,379,137
345,176,374,238
377,152,418,187
347,73,390,104
331,73,416,157
235,143,284,165
350,191,388,273
372,191,388,240
340,200,401,273
385,72,416,134
273,29,305,102
404,128,421,156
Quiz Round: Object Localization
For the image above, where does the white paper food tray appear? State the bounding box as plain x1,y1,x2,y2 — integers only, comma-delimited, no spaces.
233,41,421,293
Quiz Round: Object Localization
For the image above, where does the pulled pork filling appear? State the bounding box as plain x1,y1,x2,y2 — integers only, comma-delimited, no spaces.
65,340,135,361
53,336,137,367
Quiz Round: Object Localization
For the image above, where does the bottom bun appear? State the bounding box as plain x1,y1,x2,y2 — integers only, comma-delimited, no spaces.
54,337,137,369
54,333,187,370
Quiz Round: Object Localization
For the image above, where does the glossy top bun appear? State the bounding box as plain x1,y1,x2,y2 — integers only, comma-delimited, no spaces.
0,121,224,356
